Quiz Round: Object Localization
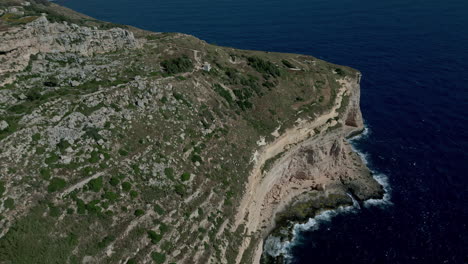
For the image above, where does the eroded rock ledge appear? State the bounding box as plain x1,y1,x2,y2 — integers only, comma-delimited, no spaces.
232,75,384,263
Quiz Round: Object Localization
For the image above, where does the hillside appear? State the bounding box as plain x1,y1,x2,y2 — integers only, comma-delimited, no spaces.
0,1,383,263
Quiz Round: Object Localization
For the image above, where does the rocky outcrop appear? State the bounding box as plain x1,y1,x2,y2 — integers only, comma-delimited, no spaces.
0,15,139,75
232,75,384,263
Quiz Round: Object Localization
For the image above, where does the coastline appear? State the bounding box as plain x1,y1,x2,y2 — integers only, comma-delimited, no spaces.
232,74,385,263
261,126,390,263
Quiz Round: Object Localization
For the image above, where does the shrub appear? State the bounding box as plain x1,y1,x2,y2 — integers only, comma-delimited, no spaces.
56,139,70,151
147,230,162,244
174,184,185,196
164,168,174,180
160,56,193,74
103,191,118,201
85,200,101,214
118,148,129,156
31,133,41,141
247,57,281,77
191,154,202,163
213,84,233,104
159,223,169,234
151,252,166,264
97,236,115,248
84,127,103,142
109,177,120,186
88,177,103,192
134,209,145,217
39,168,51,180
0,181,5,197
48,204,61,217
262,81,276,88
122,181,132,192
88,151,100,163
36,146,46,154
47,177,66,192
4,198,14,209
180,172,190,182
45,153,60,164
281,59,294,68
130,190,138,198
335,68,345,76
76,199,86,214
154,204,165,215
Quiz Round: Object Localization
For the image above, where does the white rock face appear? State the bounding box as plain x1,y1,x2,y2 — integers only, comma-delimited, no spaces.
0,16,140,75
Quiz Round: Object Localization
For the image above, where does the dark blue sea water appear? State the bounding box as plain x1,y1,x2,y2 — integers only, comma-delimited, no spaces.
57,0,468,263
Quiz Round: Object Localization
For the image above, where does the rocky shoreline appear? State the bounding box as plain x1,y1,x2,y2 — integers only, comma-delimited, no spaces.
232,75,384,263
260,132,385,264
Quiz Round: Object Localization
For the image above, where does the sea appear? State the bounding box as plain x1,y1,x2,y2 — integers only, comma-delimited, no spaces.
56,0,468,263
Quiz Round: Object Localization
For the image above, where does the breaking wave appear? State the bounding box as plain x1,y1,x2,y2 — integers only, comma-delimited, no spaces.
264,125,392,262
349,125,392,208
264,203,359,263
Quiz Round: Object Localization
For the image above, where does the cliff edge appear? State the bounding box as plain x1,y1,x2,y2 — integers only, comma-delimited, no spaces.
0,1,383,263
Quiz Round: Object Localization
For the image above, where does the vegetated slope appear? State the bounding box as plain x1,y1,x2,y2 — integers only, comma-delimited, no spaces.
0,1,382,263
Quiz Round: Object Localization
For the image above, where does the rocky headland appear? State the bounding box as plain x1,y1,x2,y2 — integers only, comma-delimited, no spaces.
0,1,383,263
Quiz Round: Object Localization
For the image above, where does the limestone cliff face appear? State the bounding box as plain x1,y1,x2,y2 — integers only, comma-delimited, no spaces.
232,74,384,263
0,16,139,75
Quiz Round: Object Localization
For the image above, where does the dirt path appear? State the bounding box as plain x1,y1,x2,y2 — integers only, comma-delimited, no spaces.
59,172,104,198
233,79,351,263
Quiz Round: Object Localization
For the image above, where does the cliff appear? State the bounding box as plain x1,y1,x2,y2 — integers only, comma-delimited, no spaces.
0,1,383,263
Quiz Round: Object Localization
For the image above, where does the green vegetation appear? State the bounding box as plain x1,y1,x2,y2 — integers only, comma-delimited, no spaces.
281,59,294,68
335,68,345,76
39,168,51,180
0,205,79,263
164,168,174,180
0,181,5,197
109,176,120,186
180,172,190,182
151,251,166,264
118,148,129,156
47,177,67,192
191,154,202,163
122,181,132,192
160,56,193,74
213,83,233,105
154,204,165,215
45,153,60,165
129,190,138,198
134,209,144,217
103,191,118,201
32,133,41,141
147,230,163,244
174,184,185,196
97,235,115,248
88,177,103,192
247,56,281,77
4,198,14,209
0,13,38,25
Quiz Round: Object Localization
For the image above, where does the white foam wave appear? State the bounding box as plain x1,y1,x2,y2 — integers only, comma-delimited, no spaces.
264,124,392,261
265,204,359,262
363,173,392,207
349,125,371,141
348,125,393,208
